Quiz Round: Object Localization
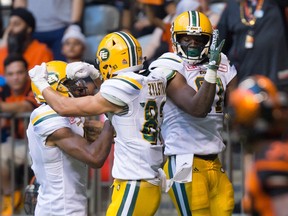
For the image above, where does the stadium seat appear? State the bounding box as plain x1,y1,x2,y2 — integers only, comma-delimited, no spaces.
83,34,104,63
137,34,154,57
83,4,120,37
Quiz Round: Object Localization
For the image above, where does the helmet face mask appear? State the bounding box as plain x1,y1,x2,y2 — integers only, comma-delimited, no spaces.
61,78,88,98
171,11,213,64
176,34,210,62
31,61,89,103
96,31,143,80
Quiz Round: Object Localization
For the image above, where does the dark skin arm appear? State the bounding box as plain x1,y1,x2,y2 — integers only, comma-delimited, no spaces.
167,72,216,117
71,0,84,24
84,119,104,143
46,120,114,168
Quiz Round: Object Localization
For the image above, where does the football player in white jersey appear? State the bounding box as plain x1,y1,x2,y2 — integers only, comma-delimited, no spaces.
26,61,114,215
150,11,237,216
28,30,223,215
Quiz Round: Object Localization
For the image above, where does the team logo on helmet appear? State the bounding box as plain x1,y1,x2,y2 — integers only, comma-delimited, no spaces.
187,26,202,34
47,72,59,85
99,48,110,61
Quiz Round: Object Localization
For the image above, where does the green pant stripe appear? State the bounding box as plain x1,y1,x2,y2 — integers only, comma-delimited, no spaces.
116,182,131,216
117,181,141,216
127,180,140,216
169,156,185,216
180,183,192,216
169,156,192,216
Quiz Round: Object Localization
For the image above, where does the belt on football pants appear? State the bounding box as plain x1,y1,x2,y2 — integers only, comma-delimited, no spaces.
194,154,218,161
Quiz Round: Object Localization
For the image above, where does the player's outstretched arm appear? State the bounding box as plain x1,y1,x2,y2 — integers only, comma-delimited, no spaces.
29,62,122,116
42,89,121,117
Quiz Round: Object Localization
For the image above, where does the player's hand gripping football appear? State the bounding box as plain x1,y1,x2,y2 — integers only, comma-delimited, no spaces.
28,62,50,92
208,29,225,71
66,62,101,80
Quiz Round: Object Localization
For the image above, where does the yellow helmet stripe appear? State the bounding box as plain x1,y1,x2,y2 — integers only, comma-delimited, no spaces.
112,75,142,90
189,11,200,27
116,31,137,67
32,110,58,126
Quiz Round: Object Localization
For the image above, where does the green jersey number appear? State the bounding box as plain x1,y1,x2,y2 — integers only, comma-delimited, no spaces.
141,100,164,145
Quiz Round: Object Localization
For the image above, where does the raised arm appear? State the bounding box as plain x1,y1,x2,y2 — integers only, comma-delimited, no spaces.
167,72,215,117
42,88,122,117
71,0,84,25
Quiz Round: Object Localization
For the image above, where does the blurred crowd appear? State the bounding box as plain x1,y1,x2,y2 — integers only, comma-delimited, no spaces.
0,0,287,215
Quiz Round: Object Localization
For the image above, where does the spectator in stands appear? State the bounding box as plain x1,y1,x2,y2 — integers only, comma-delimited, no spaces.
217,0,288,91
0,8,53,76
61,25,86,63
13,0,84,61
61,25,97,95
0,54,39,216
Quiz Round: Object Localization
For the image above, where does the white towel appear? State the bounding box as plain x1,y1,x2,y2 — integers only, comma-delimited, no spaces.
158,154,194,192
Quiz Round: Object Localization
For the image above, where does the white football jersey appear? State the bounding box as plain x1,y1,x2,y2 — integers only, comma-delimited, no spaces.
100,70,175,180
26,104,88,216
162,53,237,155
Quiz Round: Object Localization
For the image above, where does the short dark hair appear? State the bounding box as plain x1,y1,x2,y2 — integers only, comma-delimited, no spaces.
4,54,28,69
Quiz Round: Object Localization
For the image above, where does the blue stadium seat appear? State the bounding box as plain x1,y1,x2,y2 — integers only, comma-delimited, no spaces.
83,34,104,63
137,34,153,49
83,4,120,37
